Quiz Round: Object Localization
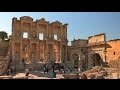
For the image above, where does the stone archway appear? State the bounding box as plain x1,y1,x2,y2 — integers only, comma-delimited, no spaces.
90,53,103,67
72,53,79,68
72,52,86,70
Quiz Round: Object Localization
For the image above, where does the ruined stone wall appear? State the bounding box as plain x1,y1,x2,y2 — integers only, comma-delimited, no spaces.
71,39,88,47
106,39,120,63
68,39,88,70
88,33,105,44
87,33,106,69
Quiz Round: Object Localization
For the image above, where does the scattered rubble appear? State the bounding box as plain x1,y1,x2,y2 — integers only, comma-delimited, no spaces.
0,64,120,79
109,59,120,68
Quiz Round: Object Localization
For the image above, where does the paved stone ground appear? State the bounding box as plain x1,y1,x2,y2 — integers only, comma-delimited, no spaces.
0,69,65,79
1,66,120,79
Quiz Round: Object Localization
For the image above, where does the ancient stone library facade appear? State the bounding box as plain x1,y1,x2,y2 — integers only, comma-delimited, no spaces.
8,16,120,71
9,16,68,69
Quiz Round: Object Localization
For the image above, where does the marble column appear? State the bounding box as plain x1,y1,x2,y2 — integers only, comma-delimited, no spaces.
53,44,55,63
65,45,67,63
20,22,23,64
12,39,15,65
45,40,48,63
60,42,62,63
46,24,48,63
36,42,38,63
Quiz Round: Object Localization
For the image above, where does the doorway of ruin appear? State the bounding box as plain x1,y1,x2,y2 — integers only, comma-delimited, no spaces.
90,53,103,67
73,53,79,69
22,39,30,63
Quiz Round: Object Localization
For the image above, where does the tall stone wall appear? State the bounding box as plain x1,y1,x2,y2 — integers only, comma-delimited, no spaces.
106,39,120,63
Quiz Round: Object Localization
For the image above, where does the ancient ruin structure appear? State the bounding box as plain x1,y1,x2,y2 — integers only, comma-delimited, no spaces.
68,33,120,70
67,33,107,70
6,16,120,71
68,39,88,71
106,39,120,63
10,16,68,70
87,33,107,69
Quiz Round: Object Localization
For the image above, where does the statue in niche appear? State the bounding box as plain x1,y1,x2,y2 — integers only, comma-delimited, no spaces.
32,31,36,38
15,32,20,37
23,45,27,51
40,58,43,62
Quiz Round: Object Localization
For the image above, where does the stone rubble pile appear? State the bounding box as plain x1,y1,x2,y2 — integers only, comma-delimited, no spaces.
80,66,120,79
109,59,120,68
81,66,110,79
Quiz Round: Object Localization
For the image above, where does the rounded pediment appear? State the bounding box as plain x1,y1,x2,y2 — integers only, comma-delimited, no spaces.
51,21,62,26
36,18,50,24
20,16,33,21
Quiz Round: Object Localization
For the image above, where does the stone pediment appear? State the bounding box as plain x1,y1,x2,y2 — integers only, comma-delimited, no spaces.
20,16,33,21
87,41,106,46
36,18,49,24
63,23,68,27
51,20,62,26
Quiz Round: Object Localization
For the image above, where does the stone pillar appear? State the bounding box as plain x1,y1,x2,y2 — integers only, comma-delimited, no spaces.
61,26,63,37
104,33,107,63
36,42,38,63
60,26,63,63
12,40,15,65
29,23,32,63
29,42,31,63
52,44,54,62
47,24,48,38
65,45,67,63
103,49,107,63
45,40,48,63
36,22,38,63
45,24,48,63
20,39,22,64
60,42,62,63
20,22,23,64
88,51,93,69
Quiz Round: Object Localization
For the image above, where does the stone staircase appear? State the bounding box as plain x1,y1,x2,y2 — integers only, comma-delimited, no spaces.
15,62,45,71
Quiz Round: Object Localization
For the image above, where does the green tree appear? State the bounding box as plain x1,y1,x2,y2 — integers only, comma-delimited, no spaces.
0,31,8,41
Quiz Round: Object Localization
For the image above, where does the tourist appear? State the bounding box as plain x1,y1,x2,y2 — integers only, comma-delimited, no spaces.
25,69,29,78
10,65,15,74
53,69,56,78
43,67,46,73
6,69,11,75
76,73,80,79
46,67,49,73
22,58,25,67
12,65,16,74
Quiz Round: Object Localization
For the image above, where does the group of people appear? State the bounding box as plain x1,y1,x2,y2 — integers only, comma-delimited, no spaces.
42,63,72,78
43,64,49,73
6,65,16,75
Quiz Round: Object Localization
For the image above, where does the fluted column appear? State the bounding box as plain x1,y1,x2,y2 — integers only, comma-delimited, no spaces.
65,45,67,62
59,42,62,63
20,22,23,64
36,42,38,63
12,39,15,65
45,24,48,63
45,40,48,63
53,45,54,62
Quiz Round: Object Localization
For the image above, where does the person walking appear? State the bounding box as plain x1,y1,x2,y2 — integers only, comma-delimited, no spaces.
25,69,29,79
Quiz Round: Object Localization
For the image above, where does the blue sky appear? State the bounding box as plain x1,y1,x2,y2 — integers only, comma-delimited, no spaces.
0,12,120,45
